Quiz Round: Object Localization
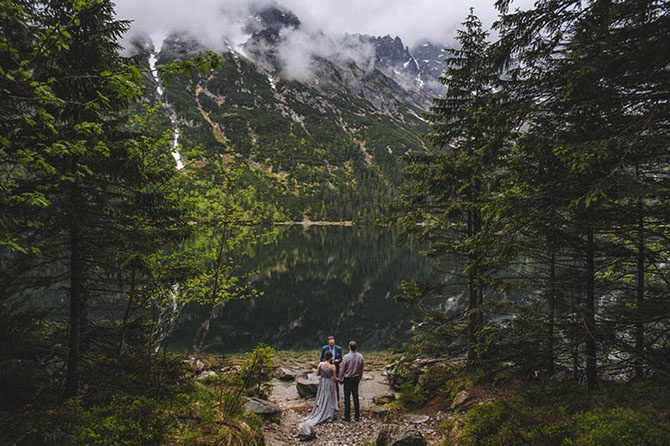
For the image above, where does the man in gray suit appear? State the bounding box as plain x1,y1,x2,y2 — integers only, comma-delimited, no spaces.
338,340,364,421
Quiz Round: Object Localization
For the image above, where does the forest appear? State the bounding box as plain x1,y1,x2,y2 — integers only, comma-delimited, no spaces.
1,0,669,445
387,2,670,443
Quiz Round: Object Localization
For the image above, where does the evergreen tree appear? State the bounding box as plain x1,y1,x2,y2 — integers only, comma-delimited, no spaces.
0,0,60,254
494,0,670,388
0,0,192,399
394,10,510,361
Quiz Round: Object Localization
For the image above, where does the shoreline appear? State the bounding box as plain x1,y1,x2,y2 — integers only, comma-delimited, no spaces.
276,220,355,226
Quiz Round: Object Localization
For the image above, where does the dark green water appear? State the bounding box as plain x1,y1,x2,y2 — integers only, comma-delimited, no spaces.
168,225,439,353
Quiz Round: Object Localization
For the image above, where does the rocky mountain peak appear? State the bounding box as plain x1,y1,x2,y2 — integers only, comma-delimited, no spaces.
246,2,301,34
370,35,417,73
137,2,448,110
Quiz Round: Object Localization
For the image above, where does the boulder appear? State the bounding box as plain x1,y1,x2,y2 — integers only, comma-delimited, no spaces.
276,367,298,381
195,370,217,381
296,376,319,398
371,406,390,420
409,415,430,424
296,423,316,441
243,397,280,417
450,390,471,410
376,423,427,446
373,393,397,405
183,356,206,372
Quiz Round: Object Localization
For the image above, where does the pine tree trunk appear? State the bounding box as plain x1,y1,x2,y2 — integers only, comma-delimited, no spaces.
635,199,645,379
585,230,598,390
466,209,478,360
546,252,556,376
64,178,84,400
467,266,478,360
466,206,484,361
119,267,137,356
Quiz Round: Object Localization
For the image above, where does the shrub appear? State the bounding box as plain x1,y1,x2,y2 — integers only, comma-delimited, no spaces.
569,407,665,446
449,383,669,446
236,343,276,399
168,385,264,446
398,363,457,409
67,396,166,446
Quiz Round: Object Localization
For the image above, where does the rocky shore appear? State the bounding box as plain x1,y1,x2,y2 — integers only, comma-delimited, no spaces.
256,352,445,446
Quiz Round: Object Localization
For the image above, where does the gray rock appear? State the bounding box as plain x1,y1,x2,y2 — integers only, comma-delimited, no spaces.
371,406,390,420
195,370,217,380
244,397,280,416
183,356,206,372
296,377,319,398
276,367,298,381
376,423,427,446
450,390,470,410
373,393,396,405
409,415,430,424
296,423,316,441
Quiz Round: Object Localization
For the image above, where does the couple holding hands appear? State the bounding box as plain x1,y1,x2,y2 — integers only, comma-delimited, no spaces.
300,335,364,428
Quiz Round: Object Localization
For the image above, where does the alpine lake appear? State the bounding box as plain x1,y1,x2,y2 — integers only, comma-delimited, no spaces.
167,224,448,354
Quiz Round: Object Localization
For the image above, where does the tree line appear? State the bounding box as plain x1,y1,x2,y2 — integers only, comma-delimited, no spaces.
393,0,669,390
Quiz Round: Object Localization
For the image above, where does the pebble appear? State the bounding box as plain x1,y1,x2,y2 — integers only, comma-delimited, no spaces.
265,409,381,445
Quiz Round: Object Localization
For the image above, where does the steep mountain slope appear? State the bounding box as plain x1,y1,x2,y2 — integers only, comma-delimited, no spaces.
133,3,448,222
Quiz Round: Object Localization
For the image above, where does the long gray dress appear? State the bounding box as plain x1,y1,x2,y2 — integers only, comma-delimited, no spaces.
300,362,339,427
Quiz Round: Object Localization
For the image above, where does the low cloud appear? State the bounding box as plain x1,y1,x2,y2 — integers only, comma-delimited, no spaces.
114,0,535,75
277,26,375,82
116,0,536,49
116,0,256,53
278,0,536,47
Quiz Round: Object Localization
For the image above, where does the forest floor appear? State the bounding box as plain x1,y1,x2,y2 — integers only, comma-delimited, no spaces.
261,351,445,445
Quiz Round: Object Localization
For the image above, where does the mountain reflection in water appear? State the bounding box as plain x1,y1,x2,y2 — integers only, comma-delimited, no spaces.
168,225,437,353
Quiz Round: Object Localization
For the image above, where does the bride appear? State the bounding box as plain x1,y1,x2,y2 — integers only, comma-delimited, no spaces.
299,350,340,427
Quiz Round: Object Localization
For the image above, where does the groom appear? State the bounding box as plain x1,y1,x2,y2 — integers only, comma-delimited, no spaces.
320,336,343,400
339,340,364,421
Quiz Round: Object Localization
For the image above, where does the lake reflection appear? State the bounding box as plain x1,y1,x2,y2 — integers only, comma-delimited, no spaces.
168,225,436,353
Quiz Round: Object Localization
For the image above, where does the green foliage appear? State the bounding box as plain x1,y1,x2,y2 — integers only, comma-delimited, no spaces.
63,396,166,446
158,50,223,83
449,382,669,446
392,9,511,364
167,386,264,446
472,308,554,378
0,346,265,446
234,344,276,399
394,0,670,396
568,408,663,446
461,395,545,445
398,363,457,409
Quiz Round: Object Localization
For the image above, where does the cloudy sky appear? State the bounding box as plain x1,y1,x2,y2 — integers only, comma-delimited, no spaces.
113,0,534,49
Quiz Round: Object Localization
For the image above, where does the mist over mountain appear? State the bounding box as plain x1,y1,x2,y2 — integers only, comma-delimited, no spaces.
127,2,447,105
127,2,450,221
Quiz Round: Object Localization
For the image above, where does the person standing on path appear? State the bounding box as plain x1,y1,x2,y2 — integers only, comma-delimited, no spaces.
298,350,340,428
339,340,364,421
320,335,342,400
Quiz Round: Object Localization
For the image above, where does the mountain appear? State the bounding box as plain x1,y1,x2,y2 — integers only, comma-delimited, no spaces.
132,3,449,222
362,35,447,103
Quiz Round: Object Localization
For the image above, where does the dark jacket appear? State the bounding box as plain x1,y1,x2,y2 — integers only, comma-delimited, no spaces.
320,344,343,368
